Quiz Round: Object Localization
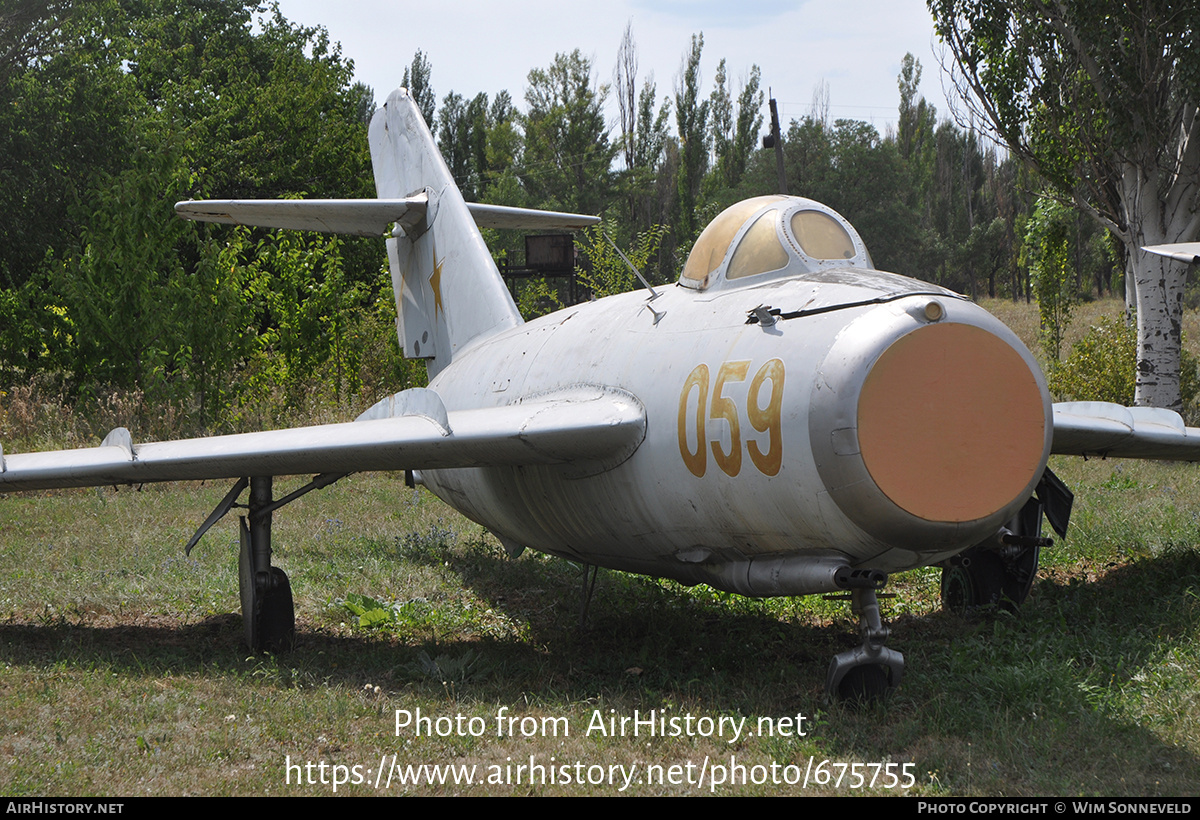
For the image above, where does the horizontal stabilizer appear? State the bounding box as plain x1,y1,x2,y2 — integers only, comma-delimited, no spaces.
0,387,645,492
464,202,600,231
175,198,599,236
1052,401,1200,461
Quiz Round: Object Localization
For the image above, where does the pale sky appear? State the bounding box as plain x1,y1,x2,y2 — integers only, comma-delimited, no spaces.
269,0,959,136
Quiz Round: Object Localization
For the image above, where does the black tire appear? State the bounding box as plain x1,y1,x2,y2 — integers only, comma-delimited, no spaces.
258,567,295,653
837,664,890,703
238,519,295,653
1000,497,1044,610
999,545,1039,611
940,549,1005,613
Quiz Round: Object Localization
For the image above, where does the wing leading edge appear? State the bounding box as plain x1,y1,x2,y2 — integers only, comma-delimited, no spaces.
0,387,645,493
1052,401,1200,461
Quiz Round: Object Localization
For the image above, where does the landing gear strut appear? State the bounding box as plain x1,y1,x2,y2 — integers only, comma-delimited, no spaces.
239,476,294,653
941,496,1047,613
825,587,904,702
187,471,346,653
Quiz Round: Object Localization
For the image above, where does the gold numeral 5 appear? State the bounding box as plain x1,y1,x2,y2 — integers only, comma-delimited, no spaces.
710,360,750,477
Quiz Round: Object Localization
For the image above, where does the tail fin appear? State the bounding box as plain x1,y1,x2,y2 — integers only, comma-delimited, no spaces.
370,88,522,377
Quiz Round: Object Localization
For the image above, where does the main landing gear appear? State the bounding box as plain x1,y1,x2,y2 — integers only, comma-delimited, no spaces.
187,472,345,652
940,468,1073,614
238,477,294,652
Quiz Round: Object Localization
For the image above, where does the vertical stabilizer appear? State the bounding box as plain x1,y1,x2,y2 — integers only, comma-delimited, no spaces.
370,88,522,377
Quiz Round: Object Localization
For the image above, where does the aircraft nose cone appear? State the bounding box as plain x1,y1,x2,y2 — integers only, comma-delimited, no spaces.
809,301,1051,552
856,321,1046,523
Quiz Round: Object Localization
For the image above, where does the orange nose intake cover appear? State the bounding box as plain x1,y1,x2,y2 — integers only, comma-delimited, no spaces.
856,322,1046,523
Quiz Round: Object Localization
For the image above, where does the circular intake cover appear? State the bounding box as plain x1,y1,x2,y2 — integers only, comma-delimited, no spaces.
856,322,1046,523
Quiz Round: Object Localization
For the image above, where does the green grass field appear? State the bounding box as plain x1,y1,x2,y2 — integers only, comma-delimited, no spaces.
2,298,1199,796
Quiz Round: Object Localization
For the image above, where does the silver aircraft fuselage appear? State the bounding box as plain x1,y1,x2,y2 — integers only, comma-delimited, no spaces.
422,266,1052,596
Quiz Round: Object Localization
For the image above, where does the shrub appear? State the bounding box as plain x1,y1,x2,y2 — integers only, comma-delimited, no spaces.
1049,317,1200,419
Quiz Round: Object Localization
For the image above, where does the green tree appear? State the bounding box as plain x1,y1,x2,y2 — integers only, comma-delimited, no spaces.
0,0,73,82
401,49,436,129
673,33,709,241
635,79,671,176
896,53,937,244
0,0,138,291
438,91,471,189
896,54,936,168
618,74,672,242
0,0,387,422
432,88,521,209
614,20,639,172
930,0,1200,410
350,80,375,126
575,220,667,298
612,22,673,240
709,58,732,182
823,120,914,275
483,91,521,189
1022,197,1076,363
710,60,762,192
522,50,615,215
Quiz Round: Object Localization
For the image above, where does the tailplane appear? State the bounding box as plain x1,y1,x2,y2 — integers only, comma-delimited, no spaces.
370,88,519,375
175,86,599,379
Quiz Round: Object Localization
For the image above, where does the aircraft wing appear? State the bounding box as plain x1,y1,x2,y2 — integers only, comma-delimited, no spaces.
0,387,645,493
1051,401,1200,461
174,197,599,237
1143,243,1200,265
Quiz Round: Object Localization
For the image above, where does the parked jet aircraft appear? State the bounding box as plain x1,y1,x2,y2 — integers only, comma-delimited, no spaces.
3,88,1199,700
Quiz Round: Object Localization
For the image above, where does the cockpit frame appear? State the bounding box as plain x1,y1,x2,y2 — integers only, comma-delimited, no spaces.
679,196,874,292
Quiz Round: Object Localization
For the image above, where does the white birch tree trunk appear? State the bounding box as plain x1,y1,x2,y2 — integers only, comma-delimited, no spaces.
1132,246,1186,410
1122,106,1200,409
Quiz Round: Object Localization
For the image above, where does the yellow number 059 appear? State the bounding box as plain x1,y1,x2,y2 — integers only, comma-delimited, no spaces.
677,359,785,478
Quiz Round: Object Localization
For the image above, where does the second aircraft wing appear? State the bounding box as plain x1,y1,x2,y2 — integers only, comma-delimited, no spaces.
1052,401,1200,461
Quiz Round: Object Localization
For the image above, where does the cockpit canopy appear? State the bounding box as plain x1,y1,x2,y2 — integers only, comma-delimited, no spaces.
679,195,874,291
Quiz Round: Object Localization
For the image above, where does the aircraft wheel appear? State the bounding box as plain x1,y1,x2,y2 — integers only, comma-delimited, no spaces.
940,549,1005,614
258,567,296,653
239,522,295,652
836,663,891,703
1000,497,1044,610
1000,545,1039,611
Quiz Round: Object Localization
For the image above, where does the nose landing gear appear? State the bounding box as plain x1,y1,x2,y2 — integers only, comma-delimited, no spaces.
825,587,904,702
